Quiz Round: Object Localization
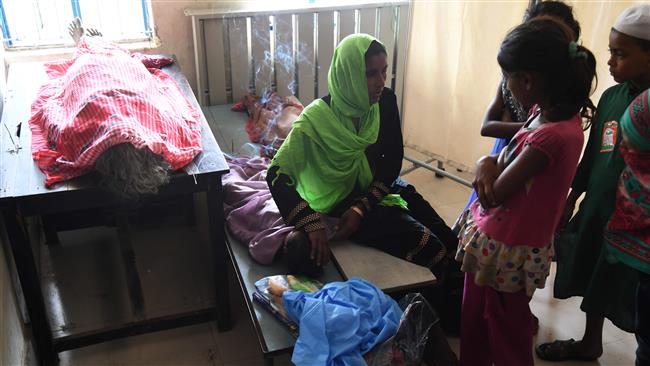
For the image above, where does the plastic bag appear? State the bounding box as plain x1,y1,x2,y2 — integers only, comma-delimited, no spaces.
365,293,439,366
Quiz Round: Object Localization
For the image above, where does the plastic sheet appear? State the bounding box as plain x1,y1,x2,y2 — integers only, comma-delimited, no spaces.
365,293,439,366
284,278,403,366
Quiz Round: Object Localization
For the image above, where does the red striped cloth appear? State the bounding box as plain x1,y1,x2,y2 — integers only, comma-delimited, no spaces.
29,37,202,187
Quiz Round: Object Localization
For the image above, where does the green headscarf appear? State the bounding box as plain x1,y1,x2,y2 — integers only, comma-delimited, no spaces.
269,34,383,213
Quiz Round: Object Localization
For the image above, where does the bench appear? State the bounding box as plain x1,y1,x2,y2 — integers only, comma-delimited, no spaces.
204,103,437,365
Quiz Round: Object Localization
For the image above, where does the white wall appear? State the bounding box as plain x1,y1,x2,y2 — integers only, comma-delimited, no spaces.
401,1,642,171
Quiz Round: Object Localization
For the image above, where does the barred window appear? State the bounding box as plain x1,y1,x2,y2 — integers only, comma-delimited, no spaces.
0,0,153,49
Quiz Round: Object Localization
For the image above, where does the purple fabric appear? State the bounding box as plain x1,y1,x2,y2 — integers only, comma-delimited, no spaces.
222,156,293,264
223,156,339,264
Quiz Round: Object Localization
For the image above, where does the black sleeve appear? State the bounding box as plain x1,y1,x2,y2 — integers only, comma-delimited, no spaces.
266,166,325,232
353,89,404,213
374,89,404,184
571,116,597,194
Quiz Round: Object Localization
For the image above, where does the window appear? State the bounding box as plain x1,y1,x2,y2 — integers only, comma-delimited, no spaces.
0,0,153,49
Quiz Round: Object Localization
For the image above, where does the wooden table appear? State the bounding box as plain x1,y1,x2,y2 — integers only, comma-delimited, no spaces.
0,60,230,365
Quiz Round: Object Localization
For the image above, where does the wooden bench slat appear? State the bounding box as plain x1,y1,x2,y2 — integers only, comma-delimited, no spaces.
330,240,436,293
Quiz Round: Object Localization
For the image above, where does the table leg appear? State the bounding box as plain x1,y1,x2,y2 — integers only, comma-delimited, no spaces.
206,174,231,331
2,205,58,365
264,356,275,366
41,214,60,246
116,211,146,319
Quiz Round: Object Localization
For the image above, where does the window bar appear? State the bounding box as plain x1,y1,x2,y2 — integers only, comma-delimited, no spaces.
199,19,210,103
374,7,380,38
115,0,124,39
94,0,104,33
270,15,277,92
247,16,255,94
354,9,360,34
140,0,152,36
70,0,82,19
313,12,319,100
391,6,400,91
1,1,13,47
53,0,63,43
292,14,299,98
32,0,44,44
333,11,340,45
223,19,234,103
95,0,104,35
398,4,412,118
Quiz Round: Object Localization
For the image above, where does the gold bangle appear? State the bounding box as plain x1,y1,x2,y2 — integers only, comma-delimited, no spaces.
350,205,364,218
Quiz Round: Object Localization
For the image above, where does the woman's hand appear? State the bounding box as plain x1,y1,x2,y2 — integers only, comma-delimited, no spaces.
308,229,330,267
474,155,501,209
333,207,363,241
558,190,579,231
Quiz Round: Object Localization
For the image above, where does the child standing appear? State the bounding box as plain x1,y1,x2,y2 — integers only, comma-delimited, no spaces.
604,88,650,366
538,4,650,362
480,1,582,144
455,18,596,366
459,1,582,213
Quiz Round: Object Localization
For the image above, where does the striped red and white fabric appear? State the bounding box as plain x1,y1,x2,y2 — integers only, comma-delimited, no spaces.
29,36,202,187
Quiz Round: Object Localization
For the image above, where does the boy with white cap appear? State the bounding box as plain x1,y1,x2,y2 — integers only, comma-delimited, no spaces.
537,4,650,362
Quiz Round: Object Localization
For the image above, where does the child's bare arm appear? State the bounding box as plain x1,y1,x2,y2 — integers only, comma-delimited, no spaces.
496,148,507,170
480,84,525,139
491,146,549,207
477,146,549,208
473,155,502,208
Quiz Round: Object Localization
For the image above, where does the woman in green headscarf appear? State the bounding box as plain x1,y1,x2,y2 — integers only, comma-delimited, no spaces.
267,34,462,364
266,34,460,364
267,34,457,274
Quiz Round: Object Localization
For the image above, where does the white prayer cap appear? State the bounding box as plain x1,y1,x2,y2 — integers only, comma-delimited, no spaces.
613,4,650,41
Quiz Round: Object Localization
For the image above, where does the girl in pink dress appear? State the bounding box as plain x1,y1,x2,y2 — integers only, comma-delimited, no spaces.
455,17,597,366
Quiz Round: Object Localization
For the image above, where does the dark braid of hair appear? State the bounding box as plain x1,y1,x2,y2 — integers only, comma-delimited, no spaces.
497,17,597,128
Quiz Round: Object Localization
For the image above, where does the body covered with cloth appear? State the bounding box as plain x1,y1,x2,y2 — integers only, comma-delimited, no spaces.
28,36,202,187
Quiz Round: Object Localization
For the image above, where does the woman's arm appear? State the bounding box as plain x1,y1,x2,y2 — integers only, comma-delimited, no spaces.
266,166,330,266
351,90,403,215
474,146,549,209
480,84,525,139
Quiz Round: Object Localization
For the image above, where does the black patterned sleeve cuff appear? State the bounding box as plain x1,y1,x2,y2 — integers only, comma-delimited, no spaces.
354,180,390,214
301,218,326,233
267,165,322,230
287,203,324,232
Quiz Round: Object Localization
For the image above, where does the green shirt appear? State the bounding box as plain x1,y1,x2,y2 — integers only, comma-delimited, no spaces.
572,82,641,223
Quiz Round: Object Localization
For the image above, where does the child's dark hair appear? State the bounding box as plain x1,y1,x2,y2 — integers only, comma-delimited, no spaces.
365,40,387,61
611,28,650,51
524,1,581,41
498,18,597,126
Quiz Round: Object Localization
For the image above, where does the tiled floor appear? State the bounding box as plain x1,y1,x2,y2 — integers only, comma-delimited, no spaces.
52,154,636,365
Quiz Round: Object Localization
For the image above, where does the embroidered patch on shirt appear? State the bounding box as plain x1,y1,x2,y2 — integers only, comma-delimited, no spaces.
600,121,618,152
